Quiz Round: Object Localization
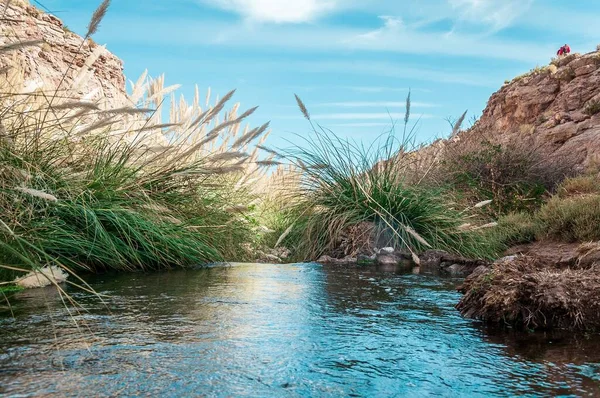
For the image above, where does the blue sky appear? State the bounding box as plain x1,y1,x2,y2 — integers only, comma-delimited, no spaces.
37,0,600,149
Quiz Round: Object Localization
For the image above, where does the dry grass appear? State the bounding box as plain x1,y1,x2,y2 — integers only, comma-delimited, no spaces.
432,133,576,216
536,194,600,243
558,174,600,198
457,254,600,331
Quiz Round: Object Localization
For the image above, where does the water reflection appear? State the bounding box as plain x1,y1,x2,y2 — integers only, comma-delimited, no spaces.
0,263,599,397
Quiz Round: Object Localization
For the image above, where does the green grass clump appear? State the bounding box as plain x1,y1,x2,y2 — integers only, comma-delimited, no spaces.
484,212,539,253
536,194,600,243
276,95,498,262
584,100,600,116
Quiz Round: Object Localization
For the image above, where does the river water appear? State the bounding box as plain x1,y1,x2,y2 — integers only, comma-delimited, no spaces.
0,263,599,397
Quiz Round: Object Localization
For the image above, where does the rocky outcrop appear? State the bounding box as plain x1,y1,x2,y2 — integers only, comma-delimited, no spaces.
463,52,600,170
0,0,130,108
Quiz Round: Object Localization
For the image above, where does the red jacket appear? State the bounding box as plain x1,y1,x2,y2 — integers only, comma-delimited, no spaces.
557,45,571,56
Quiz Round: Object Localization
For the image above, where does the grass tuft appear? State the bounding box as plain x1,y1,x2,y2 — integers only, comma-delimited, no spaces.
274,95,498,262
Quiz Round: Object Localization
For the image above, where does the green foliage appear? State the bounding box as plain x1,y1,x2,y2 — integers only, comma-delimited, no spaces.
0,137,257,280
584,99,600,116
537,194,600,242
277,117,497,262
0,285,24,294
484,212,538,253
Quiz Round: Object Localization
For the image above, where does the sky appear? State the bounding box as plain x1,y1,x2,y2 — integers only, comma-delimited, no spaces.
35,0,600,149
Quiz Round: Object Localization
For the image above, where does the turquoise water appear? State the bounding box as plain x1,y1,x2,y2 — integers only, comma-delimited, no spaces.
1,263,599,397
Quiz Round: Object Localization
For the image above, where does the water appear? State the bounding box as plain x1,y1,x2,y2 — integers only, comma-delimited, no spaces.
1,263,599,397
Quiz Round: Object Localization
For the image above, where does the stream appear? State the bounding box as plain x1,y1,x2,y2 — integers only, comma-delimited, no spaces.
1,263,599,397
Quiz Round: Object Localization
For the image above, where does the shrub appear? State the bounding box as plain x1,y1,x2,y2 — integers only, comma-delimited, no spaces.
436,138,576,216
558,174,600,197
536,194,600,242
584,99,600,116
486,212,538,252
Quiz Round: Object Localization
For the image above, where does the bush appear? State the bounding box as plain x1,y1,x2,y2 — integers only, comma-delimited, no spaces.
584,99,600,116
436,138,576,216
486,212,538,252
558,174,600,197
536,194,600,242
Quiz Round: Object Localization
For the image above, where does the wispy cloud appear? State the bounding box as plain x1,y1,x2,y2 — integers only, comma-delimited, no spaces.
311,112,434,120
198,0,338,23
449,0,534,32
315,101,437,108
327,122,408,127
341,86,431,93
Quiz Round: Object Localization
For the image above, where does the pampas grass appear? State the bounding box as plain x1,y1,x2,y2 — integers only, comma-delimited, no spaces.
0,0,276,283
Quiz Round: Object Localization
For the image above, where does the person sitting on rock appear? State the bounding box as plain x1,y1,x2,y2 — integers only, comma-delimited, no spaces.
557,44,571,57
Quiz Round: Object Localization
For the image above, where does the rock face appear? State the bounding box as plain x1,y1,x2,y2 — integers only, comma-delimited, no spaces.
0,0,130,108
464,52,600,170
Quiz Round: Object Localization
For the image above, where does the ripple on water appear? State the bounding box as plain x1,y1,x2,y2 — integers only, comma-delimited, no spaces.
1,263,599,397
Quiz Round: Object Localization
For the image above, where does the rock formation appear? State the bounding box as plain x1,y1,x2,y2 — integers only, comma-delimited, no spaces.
462,52,600,170
0,0,130,109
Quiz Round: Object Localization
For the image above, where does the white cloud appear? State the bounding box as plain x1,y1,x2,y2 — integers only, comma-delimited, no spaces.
357,15,403,40
202,0,338,23
341,86,431,93
327,122,402,127
316,101,436,108
449,0,534,32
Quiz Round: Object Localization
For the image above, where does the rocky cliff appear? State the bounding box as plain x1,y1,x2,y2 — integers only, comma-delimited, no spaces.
0,0,129,108
463,51,600,170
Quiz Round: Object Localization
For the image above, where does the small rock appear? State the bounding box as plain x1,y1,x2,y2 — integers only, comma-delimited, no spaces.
376,253,401,266
419,250,448,268
357,254,376,266
494,255,518,264
15,266,68,289
380,247,394,254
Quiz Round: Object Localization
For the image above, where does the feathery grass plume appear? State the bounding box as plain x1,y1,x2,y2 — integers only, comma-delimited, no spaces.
202,89,236,123
256,159,282,167
99,107,154,115
404,90,411,123
52,101,100,111
86,0,110,38
0,40,44,53
232,122,270,149
208,151,248,163
275,224,294,248
257,145,283,158
474,199,493,208
451,110,468,138
14,187,58,202
294,94,310,120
